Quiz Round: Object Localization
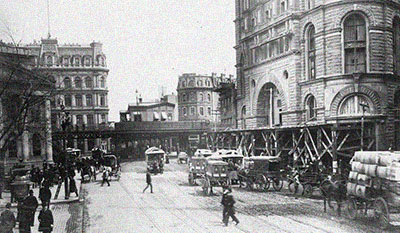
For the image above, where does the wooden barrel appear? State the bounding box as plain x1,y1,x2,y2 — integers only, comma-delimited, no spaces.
387,162,400,181
348,171,358,182
351,162,364,173
355,185,367,198
365,164,377,177
376,166,388,178
380,156,395,166
357,174,371,186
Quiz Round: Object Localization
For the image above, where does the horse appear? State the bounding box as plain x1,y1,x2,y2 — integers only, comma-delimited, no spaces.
320,175,347,216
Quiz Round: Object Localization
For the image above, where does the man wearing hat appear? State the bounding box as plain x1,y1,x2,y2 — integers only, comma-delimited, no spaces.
221,188,239,226
0,203,16,233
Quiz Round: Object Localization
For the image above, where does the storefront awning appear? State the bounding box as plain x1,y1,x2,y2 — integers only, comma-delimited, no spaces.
153,112,160,121
161,112,168,120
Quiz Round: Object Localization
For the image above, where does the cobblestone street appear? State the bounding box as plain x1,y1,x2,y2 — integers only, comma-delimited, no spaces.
79,159,400,232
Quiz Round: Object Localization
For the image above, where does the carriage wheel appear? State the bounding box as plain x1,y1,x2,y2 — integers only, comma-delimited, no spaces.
272,177,283,191
288,181,296,193
255,174,267,191
374,197,390,229
347,198,358,220
264,177,271,191
188,173,195,186
303,184,313,198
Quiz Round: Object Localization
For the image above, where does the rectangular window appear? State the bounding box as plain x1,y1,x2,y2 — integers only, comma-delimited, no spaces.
65,95,72,107
86,95,92,106
200,107,204,116
280,1,285,14
279,38,284,54
76,115,83,125
100,95,105,106
345,48,366,73
208,107,211,115
87,114,94,126
75,95,82,107
190,107,195,115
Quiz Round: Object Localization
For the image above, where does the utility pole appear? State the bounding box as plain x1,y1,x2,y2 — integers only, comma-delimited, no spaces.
360,103,369,151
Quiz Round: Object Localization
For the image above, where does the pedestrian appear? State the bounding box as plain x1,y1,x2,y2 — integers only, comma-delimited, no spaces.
0,203,16,233
39,184,52,208
19,199,32,233
142,171,153,193
23,190,39,227
69,175,79,197
101,168,110,187
38,206,53,233
221,189,239,226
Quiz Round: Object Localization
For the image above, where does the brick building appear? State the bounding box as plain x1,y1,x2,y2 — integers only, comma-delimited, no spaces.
214,76,237,129
219,0,400,171
25,37,110,153
177,73,221,122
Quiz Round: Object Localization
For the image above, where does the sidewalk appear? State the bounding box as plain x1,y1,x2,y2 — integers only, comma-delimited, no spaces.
0,174,82,208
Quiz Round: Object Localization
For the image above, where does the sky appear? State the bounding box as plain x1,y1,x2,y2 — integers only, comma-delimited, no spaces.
0,0,236,121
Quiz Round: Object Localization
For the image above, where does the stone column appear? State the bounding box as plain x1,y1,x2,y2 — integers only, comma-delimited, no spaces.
22,131,30,161
45,99,53,162
84,139,88,153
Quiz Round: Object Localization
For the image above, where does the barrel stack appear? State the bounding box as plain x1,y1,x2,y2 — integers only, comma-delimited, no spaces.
348,151,400,204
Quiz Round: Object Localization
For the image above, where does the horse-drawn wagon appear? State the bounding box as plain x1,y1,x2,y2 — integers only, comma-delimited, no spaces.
145,147,165,174
201,160,229,195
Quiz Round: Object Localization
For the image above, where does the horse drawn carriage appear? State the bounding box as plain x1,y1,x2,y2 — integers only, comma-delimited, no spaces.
201,159,230,195
346,151,400,229
238,156,284,192
145,147,165,174
103,154,121,181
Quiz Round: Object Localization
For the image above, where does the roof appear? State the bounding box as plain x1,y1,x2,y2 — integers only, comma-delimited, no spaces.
245,156,281,162
145,147,165,154
206,160,228,166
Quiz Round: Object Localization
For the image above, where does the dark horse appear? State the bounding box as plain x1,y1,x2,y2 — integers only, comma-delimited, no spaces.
320,175,347,216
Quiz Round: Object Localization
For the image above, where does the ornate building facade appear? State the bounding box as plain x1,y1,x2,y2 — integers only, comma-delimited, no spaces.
177,73,221,122
227,0,400,171
25,38,110,153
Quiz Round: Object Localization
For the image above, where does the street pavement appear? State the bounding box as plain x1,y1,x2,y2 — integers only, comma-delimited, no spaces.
81,159,400,233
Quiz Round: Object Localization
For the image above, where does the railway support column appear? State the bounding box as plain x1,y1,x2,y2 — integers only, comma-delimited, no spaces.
331,125,338,174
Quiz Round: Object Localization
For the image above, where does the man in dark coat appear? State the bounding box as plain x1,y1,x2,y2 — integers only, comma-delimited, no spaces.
221,189,239,226
101,168,110,187
39,184,52,208
0,203,16,233
23,190,39,226
142,171,153,193
69,175,78,197
38,206,53,233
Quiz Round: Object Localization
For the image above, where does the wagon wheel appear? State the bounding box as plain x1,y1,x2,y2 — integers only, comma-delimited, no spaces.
272,177,283,191
188,173,195,186
303,184,313,198
374,197,390,229
347,198,358,220
255,174,267,191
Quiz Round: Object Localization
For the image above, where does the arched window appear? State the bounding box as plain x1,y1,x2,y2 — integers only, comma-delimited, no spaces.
393,17,400,75
64,77,71,88
200,93,203,102
251,79,256,88
64,95,72,107
338,94,373,116
189,80,194,87
46,55,53,66
191,92,195,101
85,77,93,88
99,77,105,88
305,95,316,120
182,81,186,87
199,107,204,116
74,77,82,88
190,107,195,115
208,107,211,115
86,94,93,106
75,95,82,107
283,70,289,79
74,56,80,66
197,80,203,86
100,94,106,106
344,14,366,73
307,25,316,80
84,56,91,66
182,94,186,102
183,107,187,116
207,93,211,102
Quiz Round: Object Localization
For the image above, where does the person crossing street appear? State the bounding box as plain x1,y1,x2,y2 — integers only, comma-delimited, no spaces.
101,168,110,187
221,188,239,226
142,171,153,193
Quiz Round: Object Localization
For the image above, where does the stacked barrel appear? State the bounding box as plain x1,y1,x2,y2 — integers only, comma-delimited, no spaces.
348,151,400,203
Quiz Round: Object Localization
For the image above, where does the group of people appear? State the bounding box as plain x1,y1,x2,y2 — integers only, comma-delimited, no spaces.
0,189,54,233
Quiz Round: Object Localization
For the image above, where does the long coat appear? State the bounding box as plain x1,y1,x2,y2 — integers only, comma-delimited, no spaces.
24,195,39,225
0,209,16,233
39,187,52,202
38,209,54,232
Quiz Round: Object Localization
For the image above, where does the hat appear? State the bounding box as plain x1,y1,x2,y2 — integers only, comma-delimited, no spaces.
223,189,230,195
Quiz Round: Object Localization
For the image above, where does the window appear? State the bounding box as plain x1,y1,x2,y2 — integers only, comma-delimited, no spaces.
85,77,93,88
7,133,17,157
307,25,316,80
199,107,204,116
207,93,211,102
183,94,186,102
63,57,69,67
189,80,194,86
84,56,91,66
183,107,187,116
100,77,105,88
86,94,93,106
101,114,106,123
280,1,285,14
197,80,203,86
306,95,316,120
344,14,366,73
339,94,372,116
306,0,315,10
182,81,186,87
283,70,289,79
74,57,80,66
279,38,284,54
208,107,211,115
86,114,94,126
76,115,83,125
191,92,196,102
285,37,290,51
75,77,82,88
75,95,82,107
47,55,53,66
200,93,203,102
65,95,72,107
190,107,195,115
64,77,71,88
100,94,106,106
393,17,400,75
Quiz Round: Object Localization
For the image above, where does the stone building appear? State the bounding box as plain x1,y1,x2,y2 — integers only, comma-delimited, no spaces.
214,76,237,129
119,94,178,122
25,37,110,153
177,73,221,122
225,0,400,171
0,43,53,174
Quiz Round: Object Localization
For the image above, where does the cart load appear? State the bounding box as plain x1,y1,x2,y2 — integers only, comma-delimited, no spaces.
145,147,165,174
194,149,213,157
188,157,207,185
